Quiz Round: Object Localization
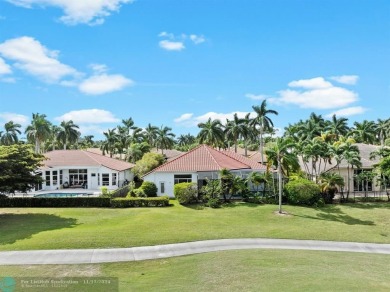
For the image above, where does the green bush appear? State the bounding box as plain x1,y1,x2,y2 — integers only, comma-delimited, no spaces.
0,197,111,207
200,179,222,207
207,197,221,208
140,181,158,197
174,182,198,205
111,196,170,207
133,188,146,197
284,178,321,206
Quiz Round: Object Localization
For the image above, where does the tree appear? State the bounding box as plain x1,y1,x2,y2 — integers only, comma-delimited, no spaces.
48,125,61,151
219,168,234,202
144,123,159,147
265,137,297,213
224,113,248,153
0,144,44,194
155,125,175,154
376,118,390,146
132,152,165,177
326,114,349,138
197,118,224,148
100,129,119,158
318,172,344,203
350,120,377,144
25,113,51,153
0,121,21,145
250,100,278,165
126,142,150,163
57,120,80,150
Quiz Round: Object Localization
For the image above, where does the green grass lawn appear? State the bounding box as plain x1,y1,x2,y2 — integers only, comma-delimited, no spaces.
1,250,389,291
0,201,389,251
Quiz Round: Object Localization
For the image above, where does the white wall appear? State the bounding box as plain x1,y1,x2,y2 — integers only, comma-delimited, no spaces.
143,172,197,197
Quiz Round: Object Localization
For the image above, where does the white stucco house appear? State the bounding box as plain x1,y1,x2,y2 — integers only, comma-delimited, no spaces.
35,150,134,191
142,144,267,197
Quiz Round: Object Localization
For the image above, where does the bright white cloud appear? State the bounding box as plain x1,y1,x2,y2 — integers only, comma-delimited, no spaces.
55,109,120,124
78,73,133,95
158,31,174,39
265,76,359,109
90,63,108,74
190,34,205,44
77,124,108,136
288,77,333,89
0,112,29,126
245,93,267,100
159,40,185,51
0,57,12,74
326,106,367,118
0,36,80,83
7,0,133,25
175,111,255,127
330,75,359,85
174,113,193,123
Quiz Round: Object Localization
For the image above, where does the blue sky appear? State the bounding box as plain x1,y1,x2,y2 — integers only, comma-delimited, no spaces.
0,0,389,139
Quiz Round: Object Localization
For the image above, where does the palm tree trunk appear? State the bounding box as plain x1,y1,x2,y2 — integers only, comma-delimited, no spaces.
259,129,264,165
278,156,283,214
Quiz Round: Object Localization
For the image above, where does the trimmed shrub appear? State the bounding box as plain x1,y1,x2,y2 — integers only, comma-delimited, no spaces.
284,178,322,206
0,197,111,208
111,196,170,208
174,182,198,205
140,181,158,197
133,188,146,197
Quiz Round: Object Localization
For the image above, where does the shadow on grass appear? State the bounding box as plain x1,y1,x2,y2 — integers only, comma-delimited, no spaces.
293,206,375,226
341,202,390,210
0,213,78,245
222,202,262,208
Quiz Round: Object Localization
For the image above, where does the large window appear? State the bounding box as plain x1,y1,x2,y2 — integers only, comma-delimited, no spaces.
102,174,110,186
112,173,117,186
59,170,63,185
52,171,58,185
174,174,192,184
45,171,50,186
354,169,373,192
69,169,87,186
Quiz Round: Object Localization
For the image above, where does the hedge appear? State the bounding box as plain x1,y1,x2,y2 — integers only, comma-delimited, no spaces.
0,197,111,207
111,196,170,208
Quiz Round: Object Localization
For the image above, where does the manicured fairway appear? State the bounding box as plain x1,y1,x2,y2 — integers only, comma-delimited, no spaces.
0,201,389,251
0,250,389,291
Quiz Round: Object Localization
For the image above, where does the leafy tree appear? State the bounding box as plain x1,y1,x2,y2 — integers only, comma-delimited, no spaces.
144,123,159,147
100,128,119,158
0,144,44,194
250,100,278,165
219,168,234,202
318,172,344,203
126,142,150,163
0,121,21,145
350,120,377,144
155,125,175,154
57,120,80,150
376,118,390,146
197,118,224,148
224,113,248,152
326,114,349,138
132,152,165,177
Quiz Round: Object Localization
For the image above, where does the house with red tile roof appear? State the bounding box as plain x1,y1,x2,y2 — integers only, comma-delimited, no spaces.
37,150,135,191
143,144,266,196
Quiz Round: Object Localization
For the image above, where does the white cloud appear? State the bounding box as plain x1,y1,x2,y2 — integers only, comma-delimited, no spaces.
288,77,333,89
7,0,133,25
77,124,108,136
330,75,359,85
174,113,193,123
158,31,174,39
0,57,12,74
245,93,267,100
263,76,359,110
159,40,185,51
175,111,255,127
0,112,29,126
55,109,120,124
0,36,80,83
90,63,108,74
190,34,205,44
78,73,133,95
325,106,367,118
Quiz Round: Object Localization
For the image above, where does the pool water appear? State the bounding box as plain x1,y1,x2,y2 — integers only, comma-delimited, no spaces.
34,193,93,198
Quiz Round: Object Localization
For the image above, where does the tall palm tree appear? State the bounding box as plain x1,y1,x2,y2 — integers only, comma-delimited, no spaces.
0,121,21,145
101,128,119,157
155,125,175,154
342,143,361,201
250,100,278,165
48,125,61,151
326,114,349,138
25,113,51,153
57,120,80,150
197,118,224,148
122,117,136,135
265,137,298,213
376,118,390,146
241,113,257,157
350,120,377,144
144,123,159,147
224,113,248,153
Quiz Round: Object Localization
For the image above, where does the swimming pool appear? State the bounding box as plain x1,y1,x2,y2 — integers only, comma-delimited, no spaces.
34,193,93,198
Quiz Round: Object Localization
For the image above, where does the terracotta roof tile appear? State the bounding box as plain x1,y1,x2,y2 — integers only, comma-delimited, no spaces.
41,150,134,171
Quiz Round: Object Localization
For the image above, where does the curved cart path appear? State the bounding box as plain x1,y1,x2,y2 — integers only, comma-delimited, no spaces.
1,238,390,265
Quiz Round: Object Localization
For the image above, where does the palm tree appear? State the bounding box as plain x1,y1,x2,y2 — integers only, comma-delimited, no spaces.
342,143,362,201
25,113,51,153
350,120,377,144
79,135,94,149
0,121,21,145
48,125,61,151
126,142,150,163
250,100,278,165
265,137,298,213
326,114,349,138
224,113,248,153
376,118,390,146
197,118,224,148
57,120,80,150
155,125,175,154
318,172,345,203
101,128,118,157
144,123,159,147
122,117,136,135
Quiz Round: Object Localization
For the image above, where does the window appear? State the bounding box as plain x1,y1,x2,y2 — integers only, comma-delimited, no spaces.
160,182,165,194
52,171,58,185
174,174,192,184
98,174,100,185
112,173,117,186
354,169,373,192
102,174,110,186
69,169,88,186
45,171,50,186
59,170,63,185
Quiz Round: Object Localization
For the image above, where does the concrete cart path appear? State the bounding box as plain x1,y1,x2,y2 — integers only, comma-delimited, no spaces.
1,238,390,265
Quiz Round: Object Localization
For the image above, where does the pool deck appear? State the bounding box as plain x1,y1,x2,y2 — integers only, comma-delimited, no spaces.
8,189,102,198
